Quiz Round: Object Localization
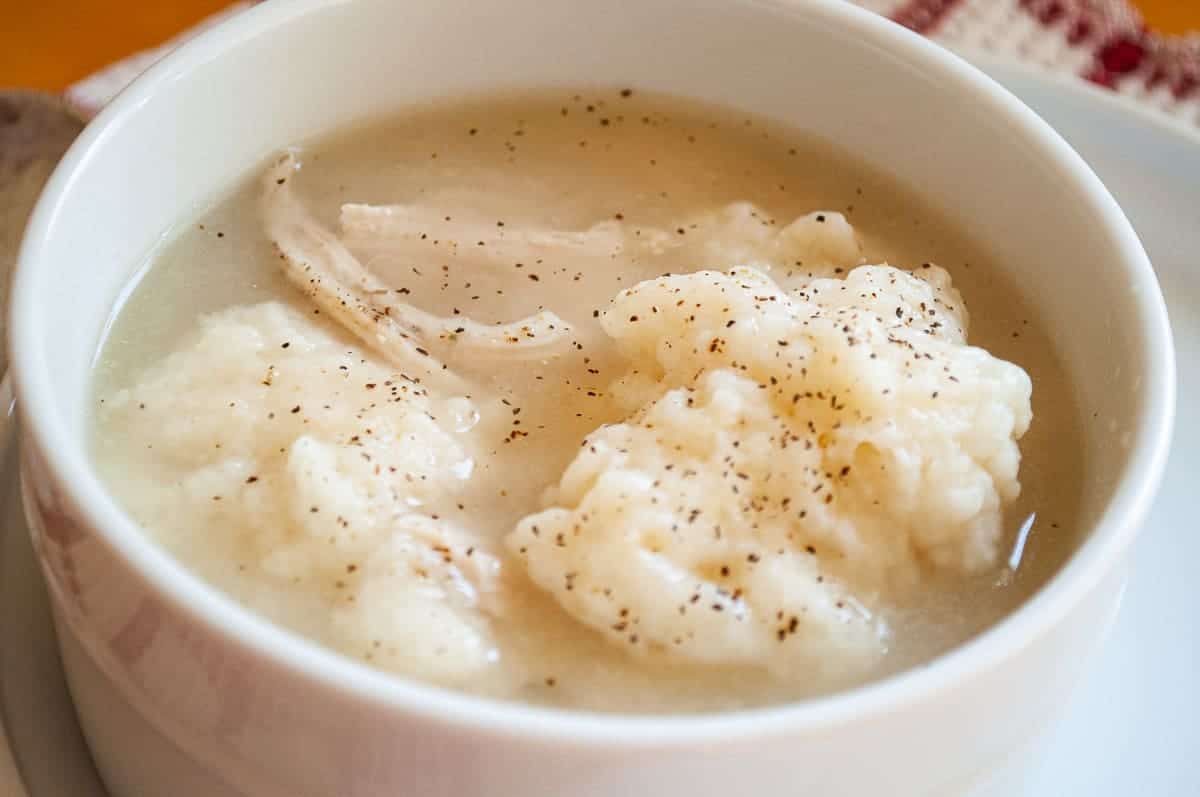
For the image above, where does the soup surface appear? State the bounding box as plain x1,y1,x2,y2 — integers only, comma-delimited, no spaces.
92,90,1084,713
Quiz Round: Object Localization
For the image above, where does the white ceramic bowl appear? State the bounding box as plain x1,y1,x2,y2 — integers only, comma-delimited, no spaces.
8,1,1175,795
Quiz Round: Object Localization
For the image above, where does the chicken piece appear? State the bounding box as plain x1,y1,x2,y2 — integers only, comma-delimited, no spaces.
339,202,628,267
340,199,862,289
261,152,573,385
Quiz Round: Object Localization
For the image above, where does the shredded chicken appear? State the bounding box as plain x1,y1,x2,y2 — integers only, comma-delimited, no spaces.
340,202,628,266
261,152,574,383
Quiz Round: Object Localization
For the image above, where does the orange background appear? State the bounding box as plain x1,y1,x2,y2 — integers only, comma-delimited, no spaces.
1,0,1197,92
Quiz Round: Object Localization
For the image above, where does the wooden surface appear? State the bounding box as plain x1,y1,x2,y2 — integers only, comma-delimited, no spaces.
1,0,1197,92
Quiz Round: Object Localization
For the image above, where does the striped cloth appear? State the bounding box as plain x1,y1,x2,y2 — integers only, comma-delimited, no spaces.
65,0,1200,126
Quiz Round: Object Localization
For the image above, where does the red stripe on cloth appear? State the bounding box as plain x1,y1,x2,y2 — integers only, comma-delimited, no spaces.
1145,38,1200,100
1087,34,1148,88
1010,0,1187,94
1084,33,1200,101
889,0,965,35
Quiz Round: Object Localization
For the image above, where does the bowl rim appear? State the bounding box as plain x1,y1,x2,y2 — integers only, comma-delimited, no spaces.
8,0,1176,746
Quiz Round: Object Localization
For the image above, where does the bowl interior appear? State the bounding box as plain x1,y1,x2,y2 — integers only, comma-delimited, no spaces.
11,0,1170,724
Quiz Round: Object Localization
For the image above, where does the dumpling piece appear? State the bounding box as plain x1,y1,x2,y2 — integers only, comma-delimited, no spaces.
99,301,507,686
508,368,886,677
693,203,865,280
508,261,1031,676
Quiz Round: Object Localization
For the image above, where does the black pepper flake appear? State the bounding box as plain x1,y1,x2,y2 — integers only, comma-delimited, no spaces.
291,405,301,414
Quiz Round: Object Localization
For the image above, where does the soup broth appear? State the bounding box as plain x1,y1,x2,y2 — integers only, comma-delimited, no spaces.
91,89,1084,713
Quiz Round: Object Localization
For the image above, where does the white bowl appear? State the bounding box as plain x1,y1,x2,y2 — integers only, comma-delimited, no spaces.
8,1,1175,795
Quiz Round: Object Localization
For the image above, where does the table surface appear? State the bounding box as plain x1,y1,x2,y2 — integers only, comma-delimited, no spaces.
1,0,1197,92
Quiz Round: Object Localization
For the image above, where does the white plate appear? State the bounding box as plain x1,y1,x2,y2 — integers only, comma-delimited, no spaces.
0,58,1196,796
